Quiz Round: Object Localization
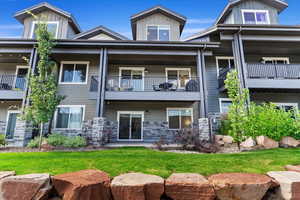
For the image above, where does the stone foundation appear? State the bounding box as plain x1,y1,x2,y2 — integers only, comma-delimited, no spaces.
198,118,211,141
0,121,6,134
10,120,33,147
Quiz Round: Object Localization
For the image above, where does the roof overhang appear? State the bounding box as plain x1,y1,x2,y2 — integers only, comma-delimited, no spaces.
130,6,187,40
73,26,129,40
14,2,81,33
216,0,288,25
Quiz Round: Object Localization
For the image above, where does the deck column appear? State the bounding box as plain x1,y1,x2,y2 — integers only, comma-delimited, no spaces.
99,48,108,118
96,49,104,117
197,49,208,118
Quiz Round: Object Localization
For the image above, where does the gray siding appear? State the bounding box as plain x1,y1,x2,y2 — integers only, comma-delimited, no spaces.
0,102,22,122
136,13,180,41
224,0,279,24
22,10,76,39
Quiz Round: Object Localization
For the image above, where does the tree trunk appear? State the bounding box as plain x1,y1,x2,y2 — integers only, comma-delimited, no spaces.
47,114,54,135
38,122,44,151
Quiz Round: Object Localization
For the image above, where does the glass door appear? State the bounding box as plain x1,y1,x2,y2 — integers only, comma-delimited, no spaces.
15,66,29,90
118,112,143,141
120,68,144,91
5,111,20,139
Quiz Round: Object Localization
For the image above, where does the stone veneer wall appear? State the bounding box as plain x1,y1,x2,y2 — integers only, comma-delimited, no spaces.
11,120,33,147
0,121,6,134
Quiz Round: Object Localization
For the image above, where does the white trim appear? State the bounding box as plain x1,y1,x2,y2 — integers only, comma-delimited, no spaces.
117,111,144,141
30,21,59,39
54,105,85,130
118,67,145,91
165,68,191,89
262,57,290,64
219,98,232,114
241,9,270,25
166,107,193,130
215,56,234,77
5,110,21,139
146,24,171,41
59,61,89,85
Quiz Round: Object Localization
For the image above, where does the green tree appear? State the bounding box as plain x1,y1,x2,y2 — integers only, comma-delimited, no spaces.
224,69,249,149
23,19,64,150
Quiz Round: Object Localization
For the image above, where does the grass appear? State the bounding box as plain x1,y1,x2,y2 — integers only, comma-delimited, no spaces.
0,147,299,178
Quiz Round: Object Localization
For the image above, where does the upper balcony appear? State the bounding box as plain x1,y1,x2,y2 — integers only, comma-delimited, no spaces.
219,63,300,90
0,75,27,100
90,76,201,101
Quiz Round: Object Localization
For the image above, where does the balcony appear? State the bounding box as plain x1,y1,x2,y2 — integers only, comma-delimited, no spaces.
90,76,201,101
219,64,300,90
0,75,27,99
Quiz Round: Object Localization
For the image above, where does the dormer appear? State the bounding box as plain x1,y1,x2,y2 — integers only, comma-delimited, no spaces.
14,2,81,39
131,6,186,41
73,26,128,40
216,0,288,25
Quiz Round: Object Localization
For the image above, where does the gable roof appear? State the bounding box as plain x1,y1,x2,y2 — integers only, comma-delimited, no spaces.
130,5,187,40
216,0,288,25
14,2,81,33
73,26,129,40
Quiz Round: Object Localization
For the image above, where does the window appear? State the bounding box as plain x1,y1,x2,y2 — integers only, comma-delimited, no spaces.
262,57,290,64
275,103,298,112
167,108,193,129
147,25,170,41
5,110,21,139
118,67,144,91
30,21,59,39
216,57,235,77
59,62,89,84
219,98,233,114
242,10,270,24
55,105,85,129
166,68,191,89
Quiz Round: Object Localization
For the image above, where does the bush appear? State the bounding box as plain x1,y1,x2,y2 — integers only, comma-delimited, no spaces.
47,133,66,146
27,137,40,148
0,134,6,146
63,136,86,148
218,114,231,136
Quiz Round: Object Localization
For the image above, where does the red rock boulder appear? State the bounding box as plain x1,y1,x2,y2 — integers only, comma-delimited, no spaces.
165,173,215,200
208,173,273,200
0,171,15,180
52,169,112,200
256,136,279,149
285,165,300,173
280,137,300,148
111,172,164,200
0,173,51,200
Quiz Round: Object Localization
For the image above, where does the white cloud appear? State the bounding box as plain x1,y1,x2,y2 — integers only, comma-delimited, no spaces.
187,18,215,25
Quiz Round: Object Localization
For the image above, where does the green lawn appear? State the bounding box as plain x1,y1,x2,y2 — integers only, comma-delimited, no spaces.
0,147,299,178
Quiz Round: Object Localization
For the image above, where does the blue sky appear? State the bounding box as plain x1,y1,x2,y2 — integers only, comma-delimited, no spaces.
0,0,299,39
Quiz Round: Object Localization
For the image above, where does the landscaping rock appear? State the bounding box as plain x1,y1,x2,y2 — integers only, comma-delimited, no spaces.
111,172,164,200
52,169,111,200
0,173,51,200
223,136,234,144
280,137,300,148
165,173,215,200
285,165,300,173
0,171,15,180
208,173,273,200
241,137,257,148
267,171,300,200
215,135,225,146
256,136,279,149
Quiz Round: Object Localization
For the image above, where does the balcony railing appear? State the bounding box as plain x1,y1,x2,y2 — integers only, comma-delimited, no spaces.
90,76,200,92
0,75,27,91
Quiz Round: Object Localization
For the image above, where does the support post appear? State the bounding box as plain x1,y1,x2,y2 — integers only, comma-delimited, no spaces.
197,49,208,118
99,48,108,118
96,49,104,117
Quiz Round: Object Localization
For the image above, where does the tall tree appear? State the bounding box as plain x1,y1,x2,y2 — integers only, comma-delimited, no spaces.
23,18,64,150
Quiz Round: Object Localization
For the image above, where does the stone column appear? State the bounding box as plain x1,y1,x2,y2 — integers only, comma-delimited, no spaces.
13,120,33,147
198,118,210,141
91,117,106,146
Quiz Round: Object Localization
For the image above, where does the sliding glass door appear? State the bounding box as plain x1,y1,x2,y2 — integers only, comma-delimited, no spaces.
5,111,20,139
118,111,143,141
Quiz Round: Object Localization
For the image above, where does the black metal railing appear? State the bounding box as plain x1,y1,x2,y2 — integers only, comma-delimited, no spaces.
0,75,27,91
90,76,200,92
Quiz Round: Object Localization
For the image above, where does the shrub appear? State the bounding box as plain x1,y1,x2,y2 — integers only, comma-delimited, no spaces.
218,114,231,136
0,134,6,146
47,133,66,146
63,136,86,148
27,137,40,148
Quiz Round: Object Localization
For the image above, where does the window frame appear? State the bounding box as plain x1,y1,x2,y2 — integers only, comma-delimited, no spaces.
54,105,85,130
274,102,298,112
241,9,270,25
219,98,233,114
5,110,21,140
166,108,193,130
216,56,235,77
118,67,145,91
165,68,192,89
30,21,59,39
146,25,171,41
59,61,90,85
262,57,290,64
